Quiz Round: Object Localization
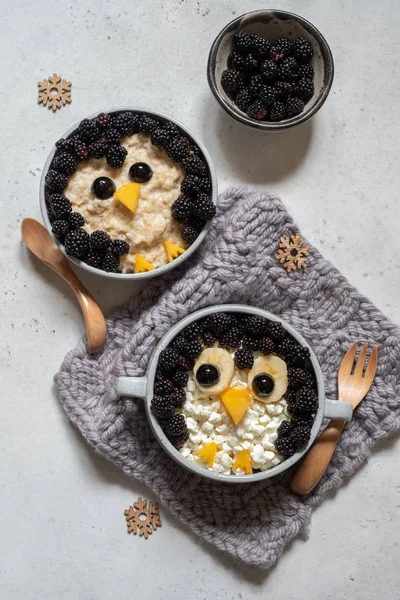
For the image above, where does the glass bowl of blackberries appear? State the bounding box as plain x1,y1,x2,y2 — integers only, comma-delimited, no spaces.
207,10,334,130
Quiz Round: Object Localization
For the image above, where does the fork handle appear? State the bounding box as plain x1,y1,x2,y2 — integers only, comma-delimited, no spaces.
290,419,346,495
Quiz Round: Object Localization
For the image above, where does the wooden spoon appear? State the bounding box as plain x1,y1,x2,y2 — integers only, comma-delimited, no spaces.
21,218,107,353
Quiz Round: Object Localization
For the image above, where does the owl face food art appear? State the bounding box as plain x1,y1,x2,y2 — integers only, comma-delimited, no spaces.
45,111,216,274
151,312,319,476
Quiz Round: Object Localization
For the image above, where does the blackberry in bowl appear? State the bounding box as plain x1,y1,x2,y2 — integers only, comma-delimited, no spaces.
40,108,217,279
207,10,334,130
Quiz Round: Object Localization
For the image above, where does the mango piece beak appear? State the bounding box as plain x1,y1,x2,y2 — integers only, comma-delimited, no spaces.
220,387,252,425
114,182,141,214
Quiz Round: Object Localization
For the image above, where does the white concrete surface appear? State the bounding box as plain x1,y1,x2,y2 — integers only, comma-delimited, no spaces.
1,0,399,598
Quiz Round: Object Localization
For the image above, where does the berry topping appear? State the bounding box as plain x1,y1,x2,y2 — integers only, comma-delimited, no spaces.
51,219,70,241
219,327,243,348
185,340,203,360
267,321,286,342
88,140,108,158
171,369,189,388
101,251,120,273
183,322,203,341
292,387,318,415
288,367,308,390
129,162,153,183
258,337,275,355
90,230,111,251
171,195,193,223
165,136,193,161
159,348,179,373
181,155,207,177
111,239,129,256
68,212,85,230
243,315,269,336
151,395,175,420
181,225,200,244
165,414,187,439
91,176,116,199
114,112,136,136
191,193,216,220
45,170,68,193
64,228,90,258
196,364,220,387
85,249,104,268
286,345,310,367
78,118,100,144
150,127,170,147
172,389,186,409
277,420,293,438
52,152,78,176
48,194,72,221
234,347,254,370
154,376,175,397
105,127,122,145
252,373,275,397
137,115,158,134
106,145,128,169
96,112,111,128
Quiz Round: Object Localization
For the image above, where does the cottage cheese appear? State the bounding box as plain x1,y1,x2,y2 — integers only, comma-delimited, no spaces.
65,134,185,273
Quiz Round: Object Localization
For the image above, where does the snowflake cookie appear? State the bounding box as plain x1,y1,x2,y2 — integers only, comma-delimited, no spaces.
276,233,310,272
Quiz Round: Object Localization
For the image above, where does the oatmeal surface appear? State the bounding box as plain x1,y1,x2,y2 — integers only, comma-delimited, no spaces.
66,134,185,272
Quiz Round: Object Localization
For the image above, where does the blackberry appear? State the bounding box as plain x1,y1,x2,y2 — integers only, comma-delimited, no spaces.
88,140,108,158
274,80,294,101
279,57,299,81
177,355,195,371
105,128,122,145
172,389,186,410
166,136,192,162
137,115,158,134
247,100,267,120
286,97,305,118
251,35,270,57
219,327,243,348
185,340,203,360
269,101,287,122
101,251,120,273
45,170,68,193
234,347,254,370
183,322,202,341
90,230,111,251
298,63,314,79
52,152,78,176
48,194,72,221
257,85,277,106
55,138,70,152
198,177,211,193
243,315,268,336
106,145,128,168
248,74,264,95
292,38,313,63
242,54,258,73
78,119,100,144
221,69,245,93
159,348,179,373
275,436,297,457
203,313,232,335
271,37,293,61
187,215,206,231
170,336,188,354
67,136,89,161
242,336,261,351
151,127,170,147
181,155,207,177
291,425,311,448
303,371,317,389
233,31,254,54
286,345,310,367
171,195,193,223
297,78,314,100
276,338,297,356
277,420,293,438
267,321,286,342
85,249,104,268
154,376,175,396
151,395,175,420
235,88,252,112
171,369,189,388
162,122,180,138
258,337,275,355
96,112,111,128
114,112,136,136
288,367,308,390
293,387,318,414
64,228,90,258
227,51,245,71
182,225,200,244
191,194,216,220
291,415,314,429
111,239,129,256
68,212,85,230
201,331,217,347
165,414,187,438
173,438,186,449
181,174,200,196
51,219,70,241
261,59,279,81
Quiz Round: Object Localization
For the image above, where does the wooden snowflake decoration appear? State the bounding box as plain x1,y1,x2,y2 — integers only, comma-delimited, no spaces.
124,497,162,539
38,73,71,112
276,233,310,272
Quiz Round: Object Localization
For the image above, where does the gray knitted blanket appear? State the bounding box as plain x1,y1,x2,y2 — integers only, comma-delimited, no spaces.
56,187,400,570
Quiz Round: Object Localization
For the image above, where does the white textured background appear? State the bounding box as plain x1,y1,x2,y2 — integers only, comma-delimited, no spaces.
1,0,400,598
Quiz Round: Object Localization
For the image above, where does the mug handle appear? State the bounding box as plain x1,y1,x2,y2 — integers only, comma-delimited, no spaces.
324,399,352,421
117,376,147,399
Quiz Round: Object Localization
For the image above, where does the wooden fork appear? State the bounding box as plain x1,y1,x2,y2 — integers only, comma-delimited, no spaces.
290,342,378,495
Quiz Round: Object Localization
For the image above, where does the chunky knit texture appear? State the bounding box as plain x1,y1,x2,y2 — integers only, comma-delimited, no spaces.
55,187,400,569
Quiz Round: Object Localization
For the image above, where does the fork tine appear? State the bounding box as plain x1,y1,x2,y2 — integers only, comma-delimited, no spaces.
364,345,378,382
338,342,358,379
353,342,369,377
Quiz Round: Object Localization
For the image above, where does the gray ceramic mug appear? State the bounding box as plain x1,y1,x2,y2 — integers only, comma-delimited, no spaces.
117,304,352,484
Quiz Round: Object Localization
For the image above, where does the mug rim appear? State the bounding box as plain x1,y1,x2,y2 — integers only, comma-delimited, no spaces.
143,304,326,484
39,106,218,280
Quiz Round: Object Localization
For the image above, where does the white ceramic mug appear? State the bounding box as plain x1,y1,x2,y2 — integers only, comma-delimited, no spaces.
117,304,352,483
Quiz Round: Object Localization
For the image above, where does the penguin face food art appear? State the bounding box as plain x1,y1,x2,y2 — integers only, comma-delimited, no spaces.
44,111,216,274
151,312,319,476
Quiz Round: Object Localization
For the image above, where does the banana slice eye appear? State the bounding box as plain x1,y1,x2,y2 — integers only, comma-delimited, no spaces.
194,348,235,395
248,356,288,403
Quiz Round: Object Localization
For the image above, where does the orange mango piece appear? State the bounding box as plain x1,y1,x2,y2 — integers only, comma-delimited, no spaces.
163,240,185,262
220,387,252,425
233,450,253,474
114,182,141,213
194,442,218,467
134,254,155,273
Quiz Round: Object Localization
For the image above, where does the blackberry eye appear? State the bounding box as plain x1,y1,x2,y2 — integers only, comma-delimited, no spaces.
252,373,275,397
196,364,220,387
91,177,116,199
129,162,153,183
